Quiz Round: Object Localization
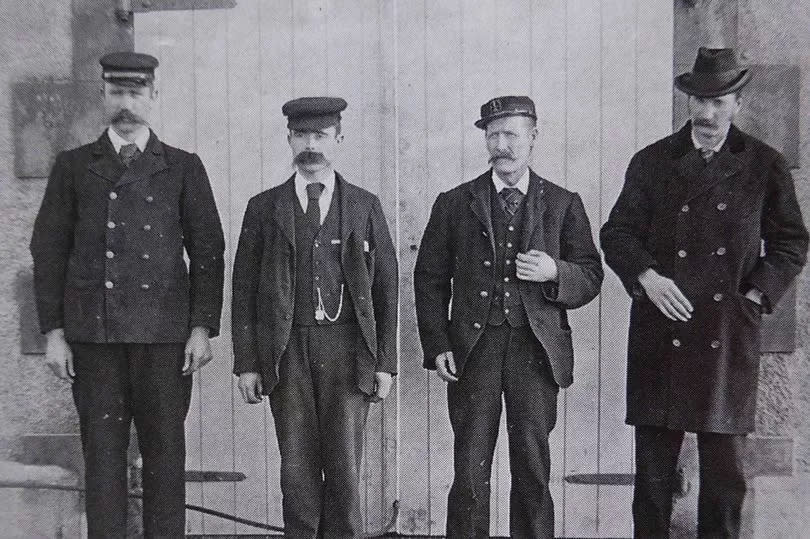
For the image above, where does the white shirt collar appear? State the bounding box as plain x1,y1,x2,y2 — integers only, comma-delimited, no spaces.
294,170,336,225
491,167,530,195
691,127,727,153
108,126,150,154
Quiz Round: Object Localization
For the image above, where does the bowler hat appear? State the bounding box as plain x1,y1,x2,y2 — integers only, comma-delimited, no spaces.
674,47,751,97
475,96,537,129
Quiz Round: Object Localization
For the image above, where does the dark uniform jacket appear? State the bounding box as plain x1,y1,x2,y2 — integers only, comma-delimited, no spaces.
231,173,398,396
31,131,225,343
600,122,808,433
414,169,603,388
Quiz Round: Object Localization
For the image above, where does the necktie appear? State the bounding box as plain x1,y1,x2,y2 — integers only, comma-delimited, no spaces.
500,187,524,216
699,147,715,163
120,143,141,167
306,182,325,228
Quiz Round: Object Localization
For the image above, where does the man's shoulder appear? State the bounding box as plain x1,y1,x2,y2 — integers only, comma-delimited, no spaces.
734,127,783,163
338,175,380,206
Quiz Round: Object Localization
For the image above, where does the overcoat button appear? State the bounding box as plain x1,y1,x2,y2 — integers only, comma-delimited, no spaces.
106,251,114,259
142,253,150,260
508,225,515,231
107,221,116,229
507,242,513,248
717,202,727,211
145,196,154,203
143,224,151,231
504,277,509,282
678,250,687,258
711,340,721,349
473,322,482,329
105,281,114,289
672,338,681,347
713,293,723,301
504,291,511,298
681,204,689,213
140,283,150,290
480,290,488,297
505,259,511,265
716,247,726,255
504,308,510,314
109,192,118,200
483,260,492,267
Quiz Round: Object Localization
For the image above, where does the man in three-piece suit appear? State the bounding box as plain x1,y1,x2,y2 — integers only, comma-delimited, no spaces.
414,96,603,537
232,97,398,538
601,48,808,537
30,52,225,537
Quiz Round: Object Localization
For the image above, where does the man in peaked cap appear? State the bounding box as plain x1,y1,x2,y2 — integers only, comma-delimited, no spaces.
602,47,807,537
31,51,225,537
414,95,603,537
232,97,398,537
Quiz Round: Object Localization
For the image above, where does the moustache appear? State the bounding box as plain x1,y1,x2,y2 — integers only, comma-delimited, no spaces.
294,151,327,166
488,153,514,164
693,119,716,129
112,109,145,125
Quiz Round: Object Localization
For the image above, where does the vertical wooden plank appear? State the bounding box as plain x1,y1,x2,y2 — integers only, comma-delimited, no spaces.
425,1,463,533
292,0,328,97
192,7,235,535
396,0,431,534
598,0,638,536
530,2,568,535
223,1,270,534
563,0,602,536
636,0,674,148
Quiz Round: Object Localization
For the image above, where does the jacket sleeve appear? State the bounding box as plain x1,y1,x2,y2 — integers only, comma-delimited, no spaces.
744,154,808,312
368,196,399,374
182,154,225,337
546,192,604,309
231,197,263,375
30,152,75,334
600,153,659,296
413,192,454,369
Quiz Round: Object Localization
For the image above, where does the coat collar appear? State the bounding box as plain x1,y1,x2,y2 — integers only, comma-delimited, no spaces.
88,129,169,186
672,122,746,203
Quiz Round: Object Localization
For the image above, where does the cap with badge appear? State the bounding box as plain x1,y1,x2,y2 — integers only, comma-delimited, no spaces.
100,52,159,87
282,97,347,131
475,95,537,129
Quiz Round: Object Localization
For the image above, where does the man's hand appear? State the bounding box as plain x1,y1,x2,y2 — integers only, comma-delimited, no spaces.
368,372,394,403
745,287,763,306
638,268,693,322
182,326,213,375
45,328,74,382
435,351,459,383
238,372,264,404
516,250,558,282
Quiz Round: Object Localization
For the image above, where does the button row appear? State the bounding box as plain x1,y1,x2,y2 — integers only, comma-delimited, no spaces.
108,192,154,203
673,338,722,349
104,281,153,290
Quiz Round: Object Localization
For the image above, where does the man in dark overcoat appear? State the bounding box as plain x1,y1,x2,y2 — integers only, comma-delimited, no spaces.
30,52,225,537
414,96,603,538
231,97,398,538
601,48,808,537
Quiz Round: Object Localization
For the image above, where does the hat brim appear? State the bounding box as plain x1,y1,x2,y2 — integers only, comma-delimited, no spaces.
474,110,537,129
674,69,752,98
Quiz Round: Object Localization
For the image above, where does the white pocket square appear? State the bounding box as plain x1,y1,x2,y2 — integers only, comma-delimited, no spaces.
364,240,370,252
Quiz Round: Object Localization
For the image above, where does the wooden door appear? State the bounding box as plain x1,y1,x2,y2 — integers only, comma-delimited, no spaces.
135,1,673,536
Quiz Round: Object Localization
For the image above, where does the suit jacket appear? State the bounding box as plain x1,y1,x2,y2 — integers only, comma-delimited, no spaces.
600,122,808,433
231,173,398,396
30,131,225,343
414,169,603,388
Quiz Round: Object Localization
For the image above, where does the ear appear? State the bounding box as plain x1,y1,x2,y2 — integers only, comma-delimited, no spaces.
336,133,344,144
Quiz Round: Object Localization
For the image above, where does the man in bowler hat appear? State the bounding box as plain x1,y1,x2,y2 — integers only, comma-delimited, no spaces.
30,52,225,536
414,96,603,537
232,97,398,537
601,47,807,537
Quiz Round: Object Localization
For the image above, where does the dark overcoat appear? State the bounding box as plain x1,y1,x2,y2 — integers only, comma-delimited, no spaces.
414,169,603,388
31,131,225,343
600,122,808,433
231,173,398,396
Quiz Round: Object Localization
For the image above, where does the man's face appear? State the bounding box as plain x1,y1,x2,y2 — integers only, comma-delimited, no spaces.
688,92,741,147
485,115,537,181
288,125,342,173
103,81,154,135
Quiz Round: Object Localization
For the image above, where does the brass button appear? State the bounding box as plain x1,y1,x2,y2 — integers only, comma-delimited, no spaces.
483,260,492,267
314,240,320,247
678,249,687,258
717,202,727,211
504,291,511,298
508,225,515,232
145,195,154,203
142,253,150,260
710,340,720,349
504,277,509,282
143,224,151,231
140,283,150,290
105,281,114,289
505,259,511,265
107,221,116,229
681,204,689,213
506,242,513,248
473,322,482,329
504,308,510,314
713,293,723,302
105,250,114,259
480,291,488,298
109,192,118,200
716,247,726,255
672,338,681,347
315,276,320,281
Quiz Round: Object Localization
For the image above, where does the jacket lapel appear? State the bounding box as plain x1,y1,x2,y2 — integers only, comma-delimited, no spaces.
521,170,547,252
115,131,170,187
272,174,297,248
674,122,747,204
87,132,126,183
469,171,496,256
